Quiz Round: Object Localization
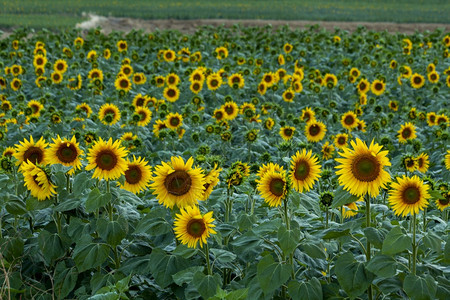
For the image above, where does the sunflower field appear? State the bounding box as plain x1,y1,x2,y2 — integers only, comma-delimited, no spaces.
0,25,449,300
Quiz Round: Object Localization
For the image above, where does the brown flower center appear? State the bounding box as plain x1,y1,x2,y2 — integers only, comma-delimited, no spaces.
401,128,412,139
169,117,180,127
269,178,285,196
402,186,420,204
164,170,192,196
120,79,129,88
309,124,321,136
344,115,355,125
125,165,142,184
95,150,118,170
56,143,78,163
167,89,176,97
23,147,44,164
294,160,310,180
186,219,206,237
351,154,380,182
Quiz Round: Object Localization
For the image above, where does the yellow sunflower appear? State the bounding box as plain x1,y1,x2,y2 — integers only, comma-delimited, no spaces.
370,79,385,96
98,103,121,126
282,89,295,103
21,161,56,201
190,69,205,83
53,59,68,73
163,86,180,102
46,135,83,175
114,76,132,92
135,107,152,127
427,71,439,84
398,122,417,144
166,73,180,86
33,55,47,68
415,153,429,173
435,193,449,211
150,156,205,209
153,119,167,138
174,206,216,248
88,69,104,82
206,73,223,91
388,175,430,217
357,78,370,94
190,81,203,94
340,111,359,130
228,73,245,89
426,112,437,126
2,147,15,157
445,150,450,170
334,133,349,149
201,164,222,201
14,135,48,166
165,112,183,130
301,107,316,123
335,139,391,197
321,142,335,160
280,126,295,141
404,157,417,172
256,163,285,180
222,101,239,120
213,108,226,122
289,149,321,193
28,100,44,116
305,121,327,142
410,73,425,89
76,103,93,118
85,137,128,181
120,156,152,194
257,168,288,207
342,199,363,219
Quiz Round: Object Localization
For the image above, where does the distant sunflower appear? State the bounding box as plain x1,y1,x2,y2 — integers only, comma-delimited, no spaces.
50,71,63,84
427,71,439,84
283,43,293,53
388,100,399,111
85,137,128,181
33,55,47,68
213,108,226,122
335,139,391,197
206,74,222,91
289,149,321,192
415,153,429,173
47,135,83,175
321,142,335,160
120,156,152,194
223,101,239,120
2,147,15,157
426,112,437,126
166,73,180,86
257,169,287,207
165,112,183,130
398,122,417,144
357,78,370,94
435,193,449,211
135,107,152,126
190,81,203,94
14,135,48,166
153,120,167,138
342,200,363,219
53,59,68,73
388,175,430,217
280,126,295,141
21,161,56,201
163,86,180,102
334,133,349,149
404,156,417,172
228,73,245,89
117,40,128,52
340,111,359,130
371,79,385,96
150,156,205,208
88,69,104,82
98,103,121,126
282,89,295,102
305,121,326,142
114,76,132,92
201,164,222,201
410,73,425,89
174,206,216,248
76,103,93,118
445,150,450,170
301,107,316,123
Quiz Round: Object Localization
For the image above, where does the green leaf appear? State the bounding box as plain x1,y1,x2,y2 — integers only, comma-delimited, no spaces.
322,228,350,239
73,172,93,195
192,272,221,300
288,277,323,300
172,266,204,286
134,213,171,236
445,237,450,263
382,226,412,256
73,243,110,272
365,254,397,278
0,237,24,262
210,248,237,264
54,262,78,299
148,248,189,288
97,218,128,246
26,196,53,210
429,189,445,200
300,242,326,259
404,274,437,300
277,225,301,255
5,196,27,215
119,255,152,275
225,288,248,300
55,194,82,212
257,255,291,294
331,185,359,209
422,231,442,254
85,188,111,213
363,227,385,249
335,252,374,299
172,244,198,259
38,230,65,262
436,276,450,300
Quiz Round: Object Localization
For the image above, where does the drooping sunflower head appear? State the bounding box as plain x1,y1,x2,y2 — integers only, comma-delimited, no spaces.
435,192,450,211
14,135,48,166
85,137,129,181
257,168,288,207
174,206,216,248
201,164,222,201
445,150,450,170
415,153,429,173
321,141,335,160
120,156,152,194
335,139,391,197
21,160,56,201
151,156,205,209
305,121,327,142
388,175,430,217
47,135,83,175
289,149,321,193
342,199,363,219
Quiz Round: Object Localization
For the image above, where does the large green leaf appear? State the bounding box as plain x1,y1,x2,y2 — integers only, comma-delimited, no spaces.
257,254,291,295
192,272,221,300
134,214,171,236
331,185,360,209
97,218,128,246
73,243,110,272
54,262,78,299
382,226,412,256
335,252,374,299
403,274,437,300
38,230,65,263
287,277,323,300
277,225,301,255
85,188,111,213
210,248,237,264
172,266,204,286
363,227,385,249
119,255,152,275
365,254,397,278
148,248,189,288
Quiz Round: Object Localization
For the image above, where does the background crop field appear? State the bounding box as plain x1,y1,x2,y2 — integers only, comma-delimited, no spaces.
1,0,450,30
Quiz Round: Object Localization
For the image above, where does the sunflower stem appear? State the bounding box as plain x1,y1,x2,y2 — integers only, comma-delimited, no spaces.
412,213,417,275
325,207,329,229
422,207,427,231
365,195,373,300
66,174,71,193
106,181,113,221
204,243,212,276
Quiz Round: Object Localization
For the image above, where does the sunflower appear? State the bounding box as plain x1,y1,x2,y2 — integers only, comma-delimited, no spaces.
388,175,430,217
262,72,276,87
163,49,176,62
151,156,205,208
264,118,275,130
283,43,293,53
117,40,128,52
85,137,128,181
388,100,399,111
289,149,321,192
370,79,385,96
342,200,363,219
174,206,216,249
427,71,439,84
357,78,370,94
33,55,47,68
114,76,132,92
11,64,23,76
404,156,417,172
301,107,316,123
165,112,183,130
357,119,367,132
88,69,104,81
415,153,429,173
257,82,268,95
410,73,425,89
280,126,295,141
163,86,180,102
14,135,48,166
444,150,450,170
0,77,6,89
153,120,167,138
120,65,133,77
53,59,68,73
76,103,93,118
398,122,417,144
120,156,152,194
213,108,226,122
166,73,180,86
190,81,203,94
323,73,338,88
436,114,449,125
103,49,111,59
201,164,222,201
222,101,239,120
335,139,391,197
2,147,15,157
133,107,151,127
257,168,288,207
50,71,63,84
426,112,437,126
305,121,327,143
350,67,361,79
190,69,205,83
436,193,450,211
282,89,295,102
334,133,349,149
256,163,285,180
46,135,83,175
21,161,56,201
98,103,121,126
206,73,223,91
321,142,335,160
215,46,228,59
228,73,245,89
340,111,359,130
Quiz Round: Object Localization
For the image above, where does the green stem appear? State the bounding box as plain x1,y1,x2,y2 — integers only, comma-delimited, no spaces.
204,243,212,275
113,245,120,268
412,213,417,275
326,207,329,229
66,174,71,193
106,181,113,221
422,207,427,231
283,198,295,279
365,195,373,300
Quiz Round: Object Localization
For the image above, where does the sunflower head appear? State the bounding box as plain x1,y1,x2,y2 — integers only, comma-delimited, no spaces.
257,168,288,207
174,206,216,248
120,156,152,194
14,135,48,166
388,175,430,217
47,135,83,175
289,149,321,193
